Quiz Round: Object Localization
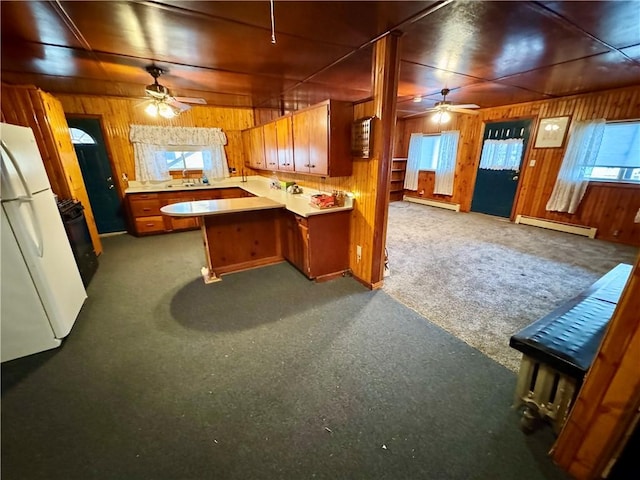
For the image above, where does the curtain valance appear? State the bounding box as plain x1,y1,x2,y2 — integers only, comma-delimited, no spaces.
129,125,227,146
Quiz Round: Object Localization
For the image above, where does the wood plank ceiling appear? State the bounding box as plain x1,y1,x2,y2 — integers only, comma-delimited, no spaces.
2,0,639,118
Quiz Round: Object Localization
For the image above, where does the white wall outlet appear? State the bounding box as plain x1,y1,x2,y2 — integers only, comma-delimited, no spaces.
356,245,362,263
529,159,536,167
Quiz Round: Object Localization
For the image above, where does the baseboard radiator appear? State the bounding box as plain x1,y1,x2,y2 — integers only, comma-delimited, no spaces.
403,196,461,212
515,215,597,239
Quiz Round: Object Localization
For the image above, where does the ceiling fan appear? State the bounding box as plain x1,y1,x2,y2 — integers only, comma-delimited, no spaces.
407,88,480,122
142,65,206,118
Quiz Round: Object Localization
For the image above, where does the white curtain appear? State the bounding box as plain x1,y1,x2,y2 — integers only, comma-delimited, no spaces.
129,125,230,181
546,119,605,214
404,133,423,190
479,138,524,170
434,130,460,196
132,143,170,181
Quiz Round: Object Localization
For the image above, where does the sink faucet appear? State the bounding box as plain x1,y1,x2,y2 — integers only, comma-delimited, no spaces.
182,169,188,183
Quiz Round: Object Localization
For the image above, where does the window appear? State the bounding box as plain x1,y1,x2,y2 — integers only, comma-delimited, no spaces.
418,134,441,170
163,146,205,171
584,121,640,182
69,127,96,145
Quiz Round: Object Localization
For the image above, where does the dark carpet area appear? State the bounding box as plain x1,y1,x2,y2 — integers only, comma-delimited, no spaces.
2,231,569,480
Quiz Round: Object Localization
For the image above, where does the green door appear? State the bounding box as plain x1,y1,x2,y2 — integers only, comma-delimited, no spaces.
470,119,531,218
67,118,126,233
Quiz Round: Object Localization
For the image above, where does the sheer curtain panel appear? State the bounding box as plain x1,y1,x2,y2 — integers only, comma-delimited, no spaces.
546,119,605,214
404,133,423,190
433,130,460,196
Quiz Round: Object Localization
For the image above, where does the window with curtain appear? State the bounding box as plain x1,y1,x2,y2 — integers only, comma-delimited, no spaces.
583,121,640,182
546,119,605,214
404,131,459,195
479,138,524,170
129,125,230,182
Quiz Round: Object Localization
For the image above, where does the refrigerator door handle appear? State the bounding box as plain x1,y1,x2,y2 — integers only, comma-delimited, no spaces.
20,197,45,258
1,140,32,201
1,140,44,257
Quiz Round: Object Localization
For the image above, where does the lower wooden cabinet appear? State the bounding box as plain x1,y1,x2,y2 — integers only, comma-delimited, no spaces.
127,187,251,236
281,210,350,280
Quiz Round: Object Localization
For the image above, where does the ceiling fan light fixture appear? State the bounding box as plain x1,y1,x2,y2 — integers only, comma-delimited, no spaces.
413,96,422,103
432,110,451,124
158,102,177,119
145,102,159,117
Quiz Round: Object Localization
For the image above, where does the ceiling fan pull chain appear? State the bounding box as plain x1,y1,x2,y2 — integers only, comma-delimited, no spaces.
270,0,276,44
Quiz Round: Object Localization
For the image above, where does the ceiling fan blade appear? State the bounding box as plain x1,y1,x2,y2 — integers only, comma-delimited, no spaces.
452,103,480,109
174,96,207,105
449,107,480,115
166,98,192,112
402,110,435,119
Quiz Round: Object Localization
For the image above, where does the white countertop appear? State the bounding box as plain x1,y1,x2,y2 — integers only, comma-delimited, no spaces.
161,196,284,216
127,176,354,218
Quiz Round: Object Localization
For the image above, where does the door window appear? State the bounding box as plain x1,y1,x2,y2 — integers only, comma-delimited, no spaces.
69,128,96,145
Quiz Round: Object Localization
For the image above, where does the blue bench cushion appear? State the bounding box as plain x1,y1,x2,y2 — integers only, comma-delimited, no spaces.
509,263,632,379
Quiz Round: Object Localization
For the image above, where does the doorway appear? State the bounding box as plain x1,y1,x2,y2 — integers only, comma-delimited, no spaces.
470,119,531,218
67,118,126,233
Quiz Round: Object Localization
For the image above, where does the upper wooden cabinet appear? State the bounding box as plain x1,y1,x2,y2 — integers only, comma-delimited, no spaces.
275,116,294,172
292,100,352,177
243,99,353,177
241,126,266,170
262,122,280,171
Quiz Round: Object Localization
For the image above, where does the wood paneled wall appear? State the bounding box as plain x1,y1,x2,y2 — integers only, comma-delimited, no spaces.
552,253,640,479
56,94,255,199
1,84,103,254
396,85,640,246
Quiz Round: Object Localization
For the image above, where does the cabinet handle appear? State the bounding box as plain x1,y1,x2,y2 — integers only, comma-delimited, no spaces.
143,208,151,212
145,223,154,227
310,164,316,168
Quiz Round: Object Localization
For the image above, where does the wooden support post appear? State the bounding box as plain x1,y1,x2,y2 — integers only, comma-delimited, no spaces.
369,31,401,287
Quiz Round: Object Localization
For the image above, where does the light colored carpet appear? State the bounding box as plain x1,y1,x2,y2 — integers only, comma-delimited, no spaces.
383,201,638,372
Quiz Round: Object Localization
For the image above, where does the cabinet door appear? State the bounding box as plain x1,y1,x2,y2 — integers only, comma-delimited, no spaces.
276,117,294,172
242,126,266,170
281,212,310,276
160,194,197,231
263,122,279,171
293,105,328,175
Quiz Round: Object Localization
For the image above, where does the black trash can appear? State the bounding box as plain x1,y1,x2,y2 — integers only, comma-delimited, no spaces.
57,199,98,287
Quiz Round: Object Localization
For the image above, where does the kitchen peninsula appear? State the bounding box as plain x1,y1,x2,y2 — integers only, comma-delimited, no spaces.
126,177,353,283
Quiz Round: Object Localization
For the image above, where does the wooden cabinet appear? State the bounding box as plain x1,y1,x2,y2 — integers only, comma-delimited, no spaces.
128,193,165,234
161,195,197,231
241,126,266,170
242,99,352,177
127,188,251,235
263,122,279,171
292,100,352,177
281,210,350,280
390,158,407,202
264,116,294,172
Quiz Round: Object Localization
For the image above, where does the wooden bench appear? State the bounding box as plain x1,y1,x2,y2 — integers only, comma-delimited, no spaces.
509,263,632,433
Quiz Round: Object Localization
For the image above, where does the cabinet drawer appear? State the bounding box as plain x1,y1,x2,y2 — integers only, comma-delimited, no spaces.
131,193,158,200
130,199,162,217
135,216,165,233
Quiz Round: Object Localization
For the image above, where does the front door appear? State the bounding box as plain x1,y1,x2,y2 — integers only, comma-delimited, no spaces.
470,119,531,218
67,118,126,233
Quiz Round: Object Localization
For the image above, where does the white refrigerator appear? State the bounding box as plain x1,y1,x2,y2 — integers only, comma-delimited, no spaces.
1,122,87,363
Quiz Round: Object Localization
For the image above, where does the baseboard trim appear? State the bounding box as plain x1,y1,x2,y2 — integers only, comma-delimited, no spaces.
403,196,460,212
515,215,597,239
